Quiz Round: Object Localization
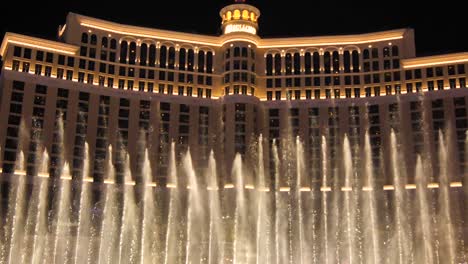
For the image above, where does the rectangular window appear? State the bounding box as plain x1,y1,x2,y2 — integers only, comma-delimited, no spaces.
13,46,22,57
460,78,466,88
44,66,52,77
22,62,30,72
46,52,54,63
267,79,273,88
275,91,281,100
56,68,64,79
12,60,20,71
437,80,444,90
267,91,273,100
107,78,114,88
66,70,73,80
354,88,361,98
314,89,320,99
36,50,44,61
23,48,32,59
197,88,203,98
34,64,42,75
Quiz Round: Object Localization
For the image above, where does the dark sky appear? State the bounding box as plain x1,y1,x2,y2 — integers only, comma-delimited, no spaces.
1,0,466,57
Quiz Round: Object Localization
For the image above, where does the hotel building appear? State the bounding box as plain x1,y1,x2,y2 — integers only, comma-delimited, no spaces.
0,1,467,190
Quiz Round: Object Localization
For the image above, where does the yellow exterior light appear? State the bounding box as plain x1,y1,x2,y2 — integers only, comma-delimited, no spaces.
242,10,249,20
233,10,241,19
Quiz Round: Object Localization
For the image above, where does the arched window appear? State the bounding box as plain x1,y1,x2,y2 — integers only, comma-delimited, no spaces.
168,47,175,69
206,52,213,74
227,11,232,20
110,39,117,49
274,54,281,75
266,54,273,76
179,48,186,70
392,46,399,57
140,43,148,66
90,34,97,45
129,42,137,65
198,51,205,72
187,49,194,71
242,10,249,20
313,52,320,74
119,41,128,63
324,52,331,74
101,37,108,48
241,47,248,57
294,53,301,75
285,53,292,75
81,33,88,43
234,47,240,57
148,44,156,67
332,51,340,73
343,51,351,73
363,49,370,60
383,47,390,57
304,52,311,74
159,46,167,68
233,10,241,19
352,50,360,73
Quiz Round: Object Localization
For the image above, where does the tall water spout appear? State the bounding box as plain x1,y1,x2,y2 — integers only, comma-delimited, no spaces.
206,150,224,264
363,132,381,264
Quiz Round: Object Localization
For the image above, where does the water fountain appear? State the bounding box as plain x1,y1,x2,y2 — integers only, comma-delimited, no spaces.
0,113,467,264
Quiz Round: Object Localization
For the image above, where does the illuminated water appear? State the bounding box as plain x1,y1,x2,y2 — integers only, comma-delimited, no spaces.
0,117,467,264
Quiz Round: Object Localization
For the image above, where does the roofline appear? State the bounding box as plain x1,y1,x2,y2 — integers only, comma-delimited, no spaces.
1,32,78,57
403,52,468,68
70,12,412,48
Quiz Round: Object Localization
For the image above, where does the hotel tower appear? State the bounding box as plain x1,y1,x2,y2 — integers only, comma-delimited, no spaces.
0,0,467,191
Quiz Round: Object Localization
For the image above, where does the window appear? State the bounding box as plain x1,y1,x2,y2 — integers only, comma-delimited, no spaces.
314,89,320,99
275,91,281,100
352,51,360,72
332,51,340,73
206,52,213,73
140,43,148,66
149,45,156,67
234,47,240,57
371,48,379,58
391,46,399,56
13,46,22,57
294,53,301,74
120,41,128,63
66,70,73,80
354,88,361,98
363,49,370,60
313,52,320,74
383,47,390,57
90,34,97,45
12,60,19,71
426,68,434,78
448,65,456,75
274,54,282,75
324,52,331,74
168,47,175,69
343,51,351,73
81,33,88,43
129,42,137,64
241,47,248,57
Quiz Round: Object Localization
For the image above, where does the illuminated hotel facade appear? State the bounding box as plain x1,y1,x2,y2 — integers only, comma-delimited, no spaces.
0,1,468,189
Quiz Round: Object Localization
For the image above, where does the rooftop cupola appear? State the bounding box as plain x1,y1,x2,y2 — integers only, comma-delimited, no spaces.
220,0,260,35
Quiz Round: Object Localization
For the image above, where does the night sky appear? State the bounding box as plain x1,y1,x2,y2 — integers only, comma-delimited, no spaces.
0,0,466,57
